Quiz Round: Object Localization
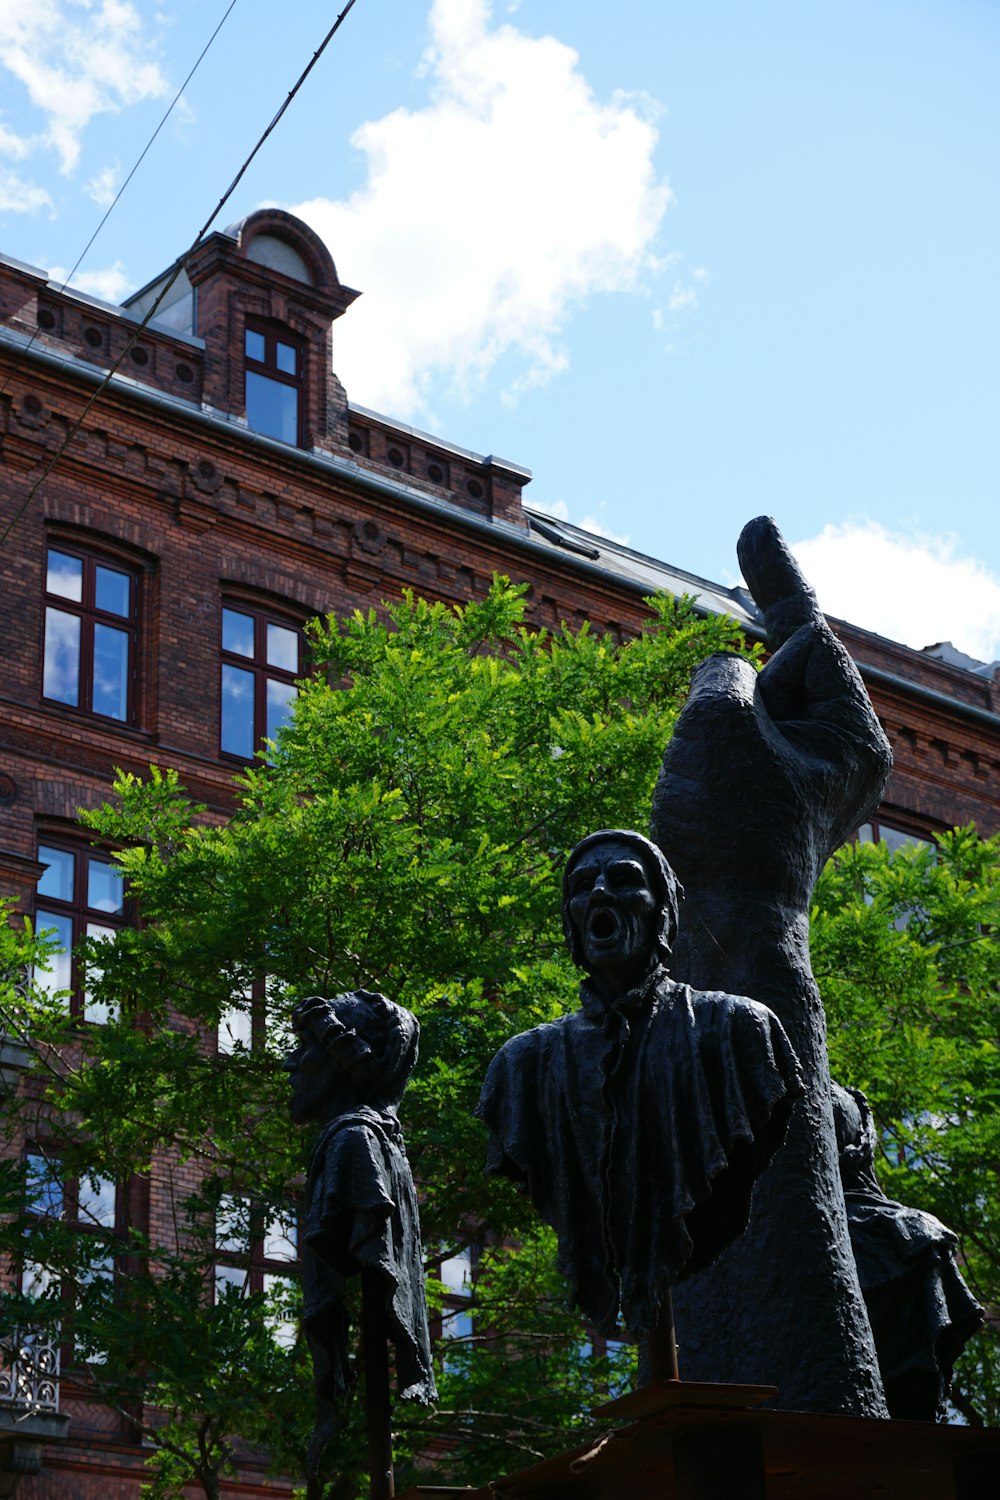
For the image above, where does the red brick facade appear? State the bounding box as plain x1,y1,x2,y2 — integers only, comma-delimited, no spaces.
1,208,998,1497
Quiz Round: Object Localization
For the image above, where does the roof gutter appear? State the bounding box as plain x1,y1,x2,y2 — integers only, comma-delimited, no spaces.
849,659,1000,732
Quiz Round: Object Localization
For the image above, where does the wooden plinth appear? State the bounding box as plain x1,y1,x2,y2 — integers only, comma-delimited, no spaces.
397,1380,1000,1500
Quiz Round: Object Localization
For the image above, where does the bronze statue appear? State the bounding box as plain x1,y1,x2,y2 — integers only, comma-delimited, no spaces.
832,1082,983,1421
656,517,894,1415
285,990,437,1482
476,830,802,1341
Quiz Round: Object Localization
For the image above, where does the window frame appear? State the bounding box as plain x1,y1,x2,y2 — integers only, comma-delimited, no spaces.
219,600,303,762
21,1149,121,1370
243,320,305,447
857,818,934,854
437,1242,477,1368
41,543,139,724
33,835,128,1023
218,975,281,1056
214,1193,300,1348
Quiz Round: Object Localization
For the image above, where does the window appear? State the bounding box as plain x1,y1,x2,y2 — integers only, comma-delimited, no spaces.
857,820,934,929
220,604,301,759
439,1244,475,1370
244,324,302,445
215,1195,299,1348
22,1152,118,1366
857,819,931,854
218,994,255,1055
42,546,137,722
34,840,126,1023
22,1152,67,1301
218,976,288,1056
217,976,294,1099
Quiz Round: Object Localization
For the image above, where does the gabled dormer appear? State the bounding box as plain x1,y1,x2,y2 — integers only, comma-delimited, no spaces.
125,208,360,453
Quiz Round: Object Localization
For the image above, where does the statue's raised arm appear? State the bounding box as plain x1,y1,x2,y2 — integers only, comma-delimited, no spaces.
653,516,892,1416
654,516,891,916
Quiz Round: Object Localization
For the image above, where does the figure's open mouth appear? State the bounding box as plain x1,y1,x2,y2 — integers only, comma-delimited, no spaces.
588,907,622,946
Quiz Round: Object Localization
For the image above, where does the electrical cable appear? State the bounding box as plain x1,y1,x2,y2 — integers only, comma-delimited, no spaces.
0,0,361,550
0,0,240,407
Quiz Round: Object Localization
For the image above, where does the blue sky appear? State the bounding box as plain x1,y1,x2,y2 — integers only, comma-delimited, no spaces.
2,0,998,660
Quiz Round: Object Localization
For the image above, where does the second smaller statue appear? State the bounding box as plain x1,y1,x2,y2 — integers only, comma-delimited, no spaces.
477,830,804,1344
285,989,438,1478
832,1081,983,1422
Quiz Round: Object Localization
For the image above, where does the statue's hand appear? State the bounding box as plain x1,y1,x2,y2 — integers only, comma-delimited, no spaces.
737,514,823,648
295,994,352,1047
652,518,891,904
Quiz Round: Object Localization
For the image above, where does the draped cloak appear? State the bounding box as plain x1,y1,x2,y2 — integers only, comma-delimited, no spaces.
302,1104,437,1414
476,967,802,1334
845,1182,984,1415
832,1083,983,1419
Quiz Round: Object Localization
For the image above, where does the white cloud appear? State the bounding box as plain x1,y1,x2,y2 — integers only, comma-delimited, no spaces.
0,167,52,213
0,119,33,159
579,514,630,546
0,0,167,177
533,498,570,521
530,496,630,546
788,521,1000,663
667,285,698,312
651,259,707,342
85,163,120,207
292,0,670,418
48,259,132,303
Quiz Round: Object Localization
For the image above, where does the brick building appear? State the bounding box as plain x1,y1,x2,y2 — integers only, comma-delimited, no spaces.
1,207,998,1495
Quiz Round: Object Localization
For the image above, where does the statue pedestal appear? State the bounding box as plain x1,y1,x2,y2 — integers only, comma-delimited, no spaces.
398,1380,1000,1499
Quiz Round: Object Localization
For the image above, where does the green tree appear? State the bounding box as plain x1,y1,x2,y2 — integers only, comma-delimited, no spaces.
812,827,1000,1424
1,580,750,1497
8,581,996,1494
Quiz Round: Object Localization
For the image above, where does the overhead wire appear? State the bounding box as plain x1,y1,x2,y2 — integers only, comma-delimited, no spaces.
0,0,240,407
0,0,362,551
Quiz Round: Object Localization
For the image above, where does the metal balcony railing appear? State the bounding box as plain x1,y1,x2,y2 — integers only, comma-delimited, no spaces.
0,1329,60,1414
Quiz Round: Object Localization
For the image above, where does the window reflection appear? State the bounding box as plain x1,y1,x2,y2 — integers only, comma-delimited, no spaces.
43,609,81,705
221,664,255,758
266,678,296,742
244,323,302,446
220,604,300,759
245,371,298,445
94,566,130,618
42,547,138,722
46,551,83,601
92,623,129,720
33,843,126,1022
222,608,255,658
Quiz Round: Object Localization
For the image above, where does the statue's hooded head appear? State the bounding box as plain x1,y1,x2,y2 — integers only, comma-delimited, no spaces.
561,829,682,980
286,989,420,1121
830,1081,878,1190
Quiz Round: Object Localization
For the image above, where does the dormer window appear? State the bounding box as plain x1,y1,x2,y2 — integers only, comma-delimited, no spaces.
244,324,302,445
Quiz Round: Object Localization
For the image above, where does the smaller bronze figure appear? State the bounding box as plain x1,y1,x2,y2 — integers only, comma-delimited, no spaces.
285,990,437,1486
832,1082,984,1421
476,830,803,1348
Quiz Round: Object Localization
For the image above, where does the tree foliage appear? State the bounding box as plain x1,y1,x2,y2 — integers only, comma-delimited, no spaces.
812,827,1000,1424
4,579,997,1498
1,581,750,1497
